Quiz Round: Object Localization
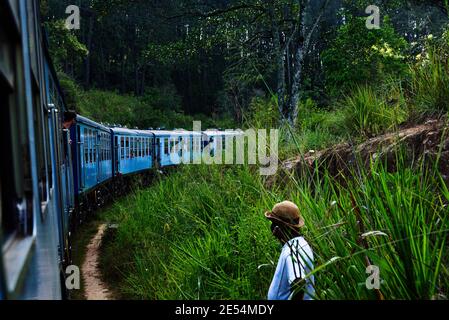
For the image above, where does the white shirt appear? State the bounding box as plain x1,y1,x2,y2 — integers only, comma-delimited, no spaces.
267,236,315,300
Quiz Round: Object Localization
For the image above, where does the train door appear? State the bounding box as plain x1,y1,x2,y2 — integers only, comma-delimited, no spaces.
190,135,194,164
96,130,101,183
76,125,83,190
114,136,119,175
155,138,161,167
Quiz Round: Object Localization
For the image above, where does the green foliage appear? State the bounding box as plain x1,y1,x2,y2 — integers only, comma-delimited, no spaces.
100,149,449,299
44,20,88,68
56,72,236,130
409,30,449,112
245,96,280,129
101,165,279,299
342,85,408,137
300,155,449,299
322,16,408,96
57,71,81,111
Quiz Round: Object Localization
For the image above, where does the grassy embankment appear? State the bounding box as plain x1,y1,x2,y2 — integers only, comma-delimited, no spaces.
95,40,449,300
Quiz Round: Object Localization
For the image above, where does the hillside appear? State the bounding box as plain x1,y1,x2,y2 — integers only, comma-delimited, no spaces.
276,118,449,186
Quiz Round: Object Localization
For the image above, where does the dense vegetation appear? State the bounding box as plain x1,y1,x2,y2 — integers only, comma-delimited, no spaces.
95,25,449,299
100,152,449,300
44,1,448,130
41,1,449,300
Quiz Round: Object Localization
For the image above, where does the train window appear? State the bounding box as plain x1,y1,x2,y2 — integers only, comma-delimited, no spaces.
120,137,125,159
164,139,169,154
90,130,93,163
138,139,141,157
134,138,138,158
169,139,173,154
91,130,94,163
102,134,105,161
84,128,88,164
125,137,129,159
99,134,102,161
104,137,106,160
101,135,104,162
196,137,201,152
32,82,48,202
87,129,90,163
0,11,35,245
46,112,53,188
93,132,97,163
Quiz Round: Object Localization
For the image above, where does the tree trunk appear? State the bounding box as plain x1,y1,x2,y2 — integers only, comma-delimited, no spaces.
289,0,328,126
269,3,286,120
84,13,94,88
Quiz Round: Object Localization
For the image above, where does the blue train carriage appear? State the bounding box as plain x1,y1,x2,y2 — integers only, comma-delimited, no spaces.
172,129,203,165
201,130,242,162
71,116,113,220
201,130,225,158
1,0,73,299
148,130,179,167
111,128,155,176
148,130,202,167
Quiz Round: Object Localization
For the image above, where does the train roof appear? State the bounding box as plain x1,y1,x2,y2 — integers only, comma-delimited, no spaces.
77,115,111,132
202,129,243,137
110,127,142,135
147,130,202,137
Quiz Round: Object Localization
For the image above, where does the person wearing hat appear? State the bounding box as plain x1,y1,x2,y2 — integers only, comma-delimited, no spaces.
265,201,315,300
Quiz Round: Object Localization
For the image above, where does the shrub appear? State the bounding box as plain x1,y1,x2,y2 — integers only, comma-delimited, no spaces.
410,31,449,113
342,85,408,137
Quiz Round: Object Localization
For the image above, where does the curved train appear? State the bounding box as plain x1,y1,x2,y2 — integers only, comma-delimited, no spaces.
0,0,238,299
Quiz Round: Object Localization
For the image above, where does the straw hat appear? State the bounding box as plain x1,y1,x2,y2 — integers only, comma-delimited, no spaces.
264,201,305,230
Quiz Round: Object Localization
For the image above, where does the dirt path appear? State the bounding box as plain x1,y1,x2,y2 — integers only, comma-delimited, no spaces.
82,224,112,300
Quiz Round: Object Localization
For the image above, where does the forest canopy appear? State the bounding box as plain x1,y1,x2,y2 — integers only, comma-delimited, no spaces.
42,0,449,129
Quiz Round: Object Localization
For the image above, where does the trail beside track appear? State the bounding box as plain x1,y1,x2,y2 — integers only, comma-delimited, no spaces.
82,224,112,300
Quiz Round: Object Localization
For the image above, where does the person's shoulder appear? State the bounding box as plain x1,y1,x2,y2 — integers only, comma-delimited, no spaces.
285,237,313,253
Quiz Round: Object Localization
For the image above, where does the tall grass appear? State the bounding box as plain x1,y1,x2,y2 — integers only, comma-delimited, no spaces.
342,85,408,138
410,45,449,113
101,147,449,300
